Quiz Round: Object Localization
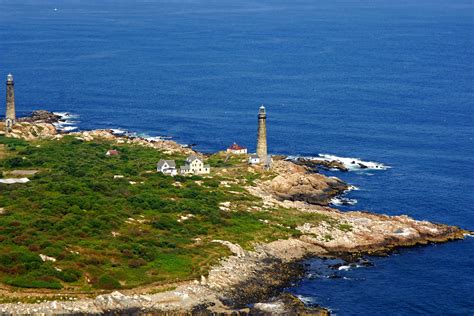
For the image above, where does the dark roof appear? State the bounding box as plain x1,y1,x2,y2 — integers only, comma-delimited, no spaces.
157,159,176,169
186,155,202,163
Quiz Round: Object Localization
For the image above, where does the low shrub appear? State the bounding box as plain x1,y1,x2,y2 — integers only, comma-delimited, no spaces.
338,223,353,232
4,276,62,289
94,274,121,289
151,215,178,230
128,258,147,268
56,268,82,283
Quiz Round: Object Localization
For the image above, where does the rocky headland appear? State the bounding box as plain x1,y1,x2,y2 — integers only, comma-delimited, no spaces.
0,111,469,315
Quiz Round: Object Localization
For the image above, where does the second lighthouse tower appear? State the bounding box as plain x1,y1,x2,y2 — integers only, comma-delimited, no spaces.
5,73,16,131
256,105,267,162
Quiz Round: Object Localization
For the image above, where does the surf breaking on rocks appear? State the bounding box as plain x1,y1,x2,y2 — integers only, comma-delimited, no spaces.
53,112,79,132
316,154,390,171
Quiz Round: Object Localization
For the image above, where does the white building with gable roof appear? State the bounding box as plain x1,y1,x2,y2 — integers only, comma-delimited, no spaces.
180,155,210,175
248,154,260,165
157,159,177,176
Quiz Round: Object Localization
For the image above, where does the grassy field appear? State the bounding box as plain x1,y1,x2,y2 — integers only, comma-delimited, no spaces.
0,135,330,292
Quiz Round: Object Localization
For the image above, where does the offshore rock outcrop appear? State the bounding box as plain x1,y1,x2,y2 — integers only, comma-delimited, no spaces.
292,157,349,172
18,110,62,124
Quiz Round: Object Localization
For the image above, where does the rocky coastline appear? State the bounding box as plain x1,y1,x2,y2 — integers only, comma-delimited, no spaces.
288,157,349,172
0,111,469,315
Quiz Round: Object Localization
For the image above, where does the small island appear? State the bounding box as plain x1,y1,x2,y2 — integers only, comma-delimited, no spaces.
0,107,468,314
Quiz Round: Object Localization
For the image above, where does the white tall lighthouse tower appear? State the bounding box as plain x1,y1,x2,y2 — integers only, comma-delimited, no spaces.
256,105,267,162
5,73,16,132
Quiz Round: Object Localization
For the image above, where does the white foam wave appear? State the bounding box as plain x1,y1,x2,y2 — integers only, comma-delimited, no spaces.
109,129,172,142
58,120,78,126
286,154,389,172
53,112,68,117
337,263,366,271
347,185,360,191
146,136,172,142
318,154,389,171
110,129,128,136
53,123,78,131
331,197,358,206
53,112,79,119
52,112,80,132
61,126,78,131
295,294,316,305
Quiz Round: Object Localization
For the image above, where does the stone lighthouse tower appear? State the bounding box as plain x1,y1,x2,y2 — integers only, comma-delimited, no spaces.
256,105,267,162
5,73,16,132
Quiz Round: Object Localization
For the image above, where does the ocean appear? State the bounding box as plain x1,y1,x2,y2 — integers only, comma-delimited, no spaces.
0,0,473,314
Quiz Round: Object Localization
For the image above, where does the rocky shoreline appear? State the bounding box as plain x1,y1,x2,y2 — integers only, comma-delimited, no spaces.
0,111,469,315
288,156,349,172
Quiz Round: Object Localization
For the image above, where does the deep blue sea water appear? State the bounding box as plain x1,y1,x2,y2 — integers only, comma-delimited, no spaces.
0,0,473,314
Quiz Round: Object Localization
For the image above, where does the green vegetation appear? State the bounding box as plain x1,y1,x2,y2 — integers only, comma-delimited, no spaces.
0,294,81,304
0,136,332,292
324,234,334,242
338,223,353,232
95,274,121,290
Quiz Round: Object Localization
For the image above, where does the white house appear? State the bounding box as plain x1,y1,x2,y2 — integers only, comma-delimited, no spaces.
248,154,260,165
180,155,210,175
157,159,177,176
226,143,247,155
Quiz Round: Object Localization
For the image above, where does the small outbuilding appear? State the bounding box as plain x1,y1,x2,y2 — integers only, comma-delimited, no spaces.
106,149,119,156
227,143,247,155
248,154,260,165
157,159,177,176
